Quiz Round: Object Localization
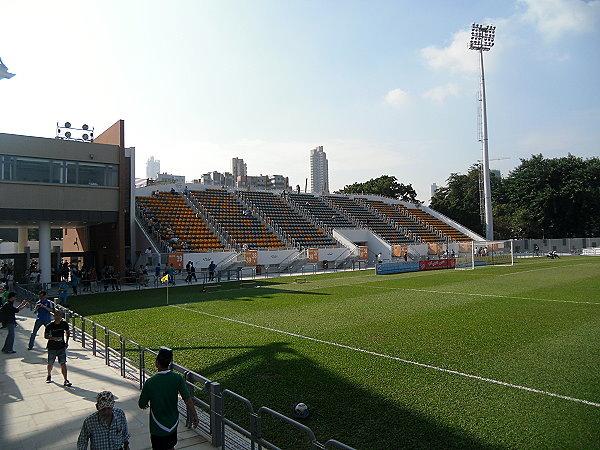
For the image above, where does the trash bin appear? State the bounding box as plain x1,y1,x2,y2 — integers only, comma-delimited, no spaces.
322,260,328,269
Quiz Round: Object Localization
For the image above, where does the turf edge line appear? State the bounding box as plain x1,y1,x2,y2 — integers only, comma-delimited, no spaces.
170,305,600,408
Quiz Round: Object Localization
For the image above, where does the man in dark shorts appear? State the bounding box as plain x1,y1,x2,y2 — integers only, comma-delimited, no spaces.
44,310,72,386
138,348,199,450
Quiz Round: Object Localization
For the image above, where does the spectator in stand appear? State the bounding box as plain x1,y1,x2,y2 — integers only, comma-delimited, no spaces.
28,290,53,350
1,292,29,353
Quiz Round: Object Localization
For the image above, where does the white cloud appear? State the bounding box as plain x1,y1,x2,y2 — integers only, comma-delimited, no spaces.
383,88,410,107
423,83,459,103
518,0,600,40
421,30,478,73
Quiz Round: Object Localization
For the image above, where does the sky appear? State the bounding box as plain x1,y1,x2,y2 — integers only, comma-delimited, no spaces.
1,0,599,203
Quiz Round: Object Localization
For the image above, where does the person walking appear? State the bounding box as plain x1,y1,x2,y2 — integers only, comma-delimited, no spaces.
1,292,29,353
44,310,72,386
57,280,69,306
208,261,216,282
28,290,53,350
138,348,199,450
77,391,130,450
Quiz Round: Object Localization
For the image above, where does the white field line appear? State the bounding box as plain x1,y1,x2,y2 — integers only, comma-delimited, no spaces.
170,304,600,408
364,286,600,305
497,262,596,277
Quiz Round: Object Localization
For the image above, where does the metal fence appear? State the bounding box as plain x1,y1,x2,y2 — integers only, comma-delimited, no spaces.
40,300,355,450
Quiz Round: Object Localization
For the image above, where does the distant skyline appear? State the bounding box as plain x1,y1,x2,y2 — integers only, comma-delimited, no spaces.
1,0,598,203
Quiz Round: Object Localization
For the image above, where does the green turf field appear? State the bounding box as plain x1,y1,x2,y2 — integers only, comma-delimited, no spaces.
71,256,600,449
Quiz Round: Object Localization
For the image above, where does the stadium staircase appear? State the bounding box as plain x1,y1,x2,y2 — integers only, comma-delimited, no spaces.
324,196,415,245
238,191,339,248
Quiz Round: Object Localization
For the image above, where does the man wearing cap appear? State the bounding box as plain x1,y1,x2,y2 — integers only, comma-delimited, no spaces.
138,348,199,450
28,290,53,350
77,390,130,450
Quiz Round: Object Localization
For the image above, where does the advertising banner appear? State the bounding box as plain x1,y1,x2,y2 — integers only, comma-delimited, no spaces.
419,258,456,271
244,250,258,266
307,248,319,263
392,245,408,257
376,261,420,275
358,246,369,260
167,253,184,270
428,243,443,255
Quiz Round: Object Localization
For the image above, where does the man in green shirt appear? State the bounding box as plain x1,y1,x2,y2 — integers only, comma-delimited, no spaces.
138,348,199,450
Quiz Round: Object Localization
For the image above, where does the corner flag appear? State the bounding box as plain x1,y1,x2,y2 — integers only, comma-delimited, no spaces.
161,274,169,283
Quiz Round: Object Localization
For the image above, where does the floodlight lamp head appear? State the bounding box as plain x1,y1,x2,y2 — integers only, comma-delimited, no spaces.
65,131,72,139
65,122,71,128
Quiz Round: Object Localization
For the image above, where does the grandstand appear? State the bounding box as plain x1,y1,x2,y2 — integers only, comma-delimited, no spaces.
136,191,222,252
238,191,339,248
189,189,285,250
404,206,473,242
360,199,440,243
287,192,356,230
324,195,415,244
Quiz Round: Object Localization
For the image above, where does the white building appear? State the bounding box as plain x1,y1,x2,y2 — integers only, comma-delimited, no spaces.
156,172,185,184
431,183,438,199
231,157,247,183
146,156,160,179
310,146,329,194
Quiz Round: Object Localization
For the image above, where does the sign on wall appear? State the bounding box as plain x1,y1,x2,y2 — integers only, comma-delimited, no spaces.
167,252,184,270
244,250,258,266
358,246,369,260
307,248,319,262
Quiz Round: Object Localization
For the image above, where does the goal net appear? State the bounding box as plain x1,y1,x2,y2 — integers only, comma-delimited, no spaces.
455,240,514,269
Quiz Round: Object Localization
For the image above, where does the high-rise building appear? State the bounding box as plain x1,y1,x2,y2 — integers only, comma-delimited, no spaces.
231,157,247,182
310,146,329,194
146,156,160,179
431,183,438,199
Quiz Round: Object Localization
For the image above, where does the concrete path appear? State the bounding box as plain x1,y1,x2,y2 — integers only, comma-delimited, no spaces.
0,309,215,450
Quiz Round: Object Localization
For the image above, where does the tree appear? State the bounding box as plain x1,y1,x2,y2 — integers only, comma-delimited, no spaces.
336,175,419,202
430,164,503,237
502,154,600,238
430,154,600,239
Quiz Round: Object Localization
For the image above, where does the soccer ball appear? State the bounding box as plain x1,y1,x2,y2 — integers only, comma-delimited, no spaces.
293,402,310,419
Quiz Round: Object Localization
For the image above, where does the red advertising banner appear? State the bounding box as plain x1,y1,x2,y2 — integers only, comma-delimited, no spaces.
307,248,319,263
244,250,258,266
167,253,184,270
358,246,369,260
419,258,456,271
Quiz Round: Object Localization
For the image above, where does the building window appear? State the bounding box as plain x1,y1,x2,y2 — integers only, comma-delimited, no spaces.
15,157,51,183
0,154,118,187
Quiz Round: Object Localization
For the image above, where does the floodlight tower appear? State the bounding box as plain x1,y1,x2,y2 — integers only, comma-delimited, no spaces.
469,23,495,241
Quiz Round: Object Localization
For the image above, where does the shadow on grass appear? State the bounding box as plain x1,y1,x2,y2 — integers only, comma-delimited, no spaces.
69,280,325,316
170,341,500,449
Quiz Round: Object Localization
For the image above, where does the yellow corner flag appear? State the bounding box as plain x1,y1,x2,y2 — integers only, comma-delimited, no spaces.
161,274,169,283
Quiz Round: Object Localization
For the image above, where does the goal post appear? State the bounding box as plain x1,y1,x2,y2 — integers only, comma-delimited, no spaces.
455,239,514,270
474,239,514,267
456,241,475,270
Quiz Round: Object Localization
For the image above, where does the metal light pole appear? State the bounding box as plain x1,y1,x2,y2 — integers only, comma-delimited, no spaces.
469,23,495,241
